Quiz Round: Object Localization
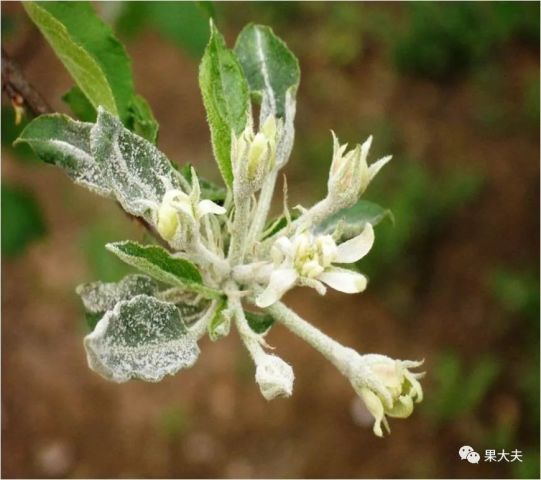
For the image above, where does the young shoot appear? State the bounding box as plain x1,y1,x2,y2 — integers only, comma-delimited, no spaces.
16,9,424,437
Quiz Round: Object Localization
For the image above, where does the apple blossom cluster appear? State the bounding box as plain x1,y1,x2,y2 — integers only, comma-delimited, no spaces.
16,19,424,437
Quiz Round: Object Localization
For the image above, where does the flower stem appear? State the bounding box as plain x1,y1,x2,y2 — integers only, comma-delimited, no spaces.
228,197,251,264
229,294,266,363
264,300,355,376
247,170,278,245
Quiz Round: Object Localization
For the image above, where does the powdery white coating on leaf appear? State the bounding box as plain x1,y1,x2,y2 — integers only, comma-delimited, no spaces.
84,295,200,383
275,89,296,169
76,274,160,313
15,114,113,197
90,107,182,221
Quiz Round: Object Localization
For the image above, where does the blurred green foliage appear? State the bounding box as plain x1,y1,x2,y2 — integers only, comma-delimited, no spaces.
490,268,540,322
115,1,212,58
157,404,191,439
523,73,540,129
2,182,46,258
2,107,37,163
80,222,136,282
361,163,484,283
512,450,541,480
393,2,540,81
425,352,501,424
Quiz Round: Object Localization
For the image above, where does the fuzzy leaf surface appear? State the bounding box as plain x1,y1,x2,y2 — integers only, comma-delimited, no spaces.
199,22,249,187
318,200,393,241
23,2,118,115
106,241,220,298
234,24,300,117
84,295,200,382
15,114,112,197
90,108,180,218
76,274,160,313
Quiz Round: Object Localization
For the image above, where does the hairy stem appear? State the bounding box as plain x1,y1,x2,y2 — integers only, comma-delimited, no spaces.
228,197,251,264
189,300,219,340
230,295,266,363
264,300,354,376
246,170,278,246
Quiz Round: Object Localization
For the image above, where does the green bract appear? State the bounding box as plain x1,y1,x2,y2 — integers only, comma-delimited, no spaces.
15,8,423,437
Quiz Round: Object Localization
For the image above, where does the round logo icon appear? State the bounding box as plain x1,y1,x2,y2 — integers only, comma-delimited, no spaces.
459,445,475,460
467,451,480,464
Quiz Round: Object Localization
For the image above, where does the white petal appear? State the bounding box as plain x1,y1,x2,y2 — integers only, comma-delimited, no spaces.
274,236,294,257
318,267,367,294
359,388,386,437
360,135,373,163
368,155,392,183
169,193,193,217
256,268,298,308
335,223,375,263
198,199,226,217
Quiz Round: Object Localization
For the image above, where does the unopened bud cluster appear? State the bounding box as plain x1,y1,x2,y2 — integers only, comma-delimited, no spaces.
232,115,280,197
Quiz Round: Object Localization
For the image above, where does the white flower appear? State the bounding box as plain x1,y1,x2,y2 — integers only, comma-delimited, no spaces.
348,354,424,437
327,132,392,206
232,115,279,195
156,168,225,241
255,353,294,400
255,223,375,307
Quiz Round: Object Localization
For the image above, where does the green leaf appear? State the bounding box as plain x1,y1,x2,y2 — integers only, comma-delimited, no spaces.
23,2,118,115
317,200,394,241
146,2,211,58
126,95,159,144
179,163,226,202
234,24,300,118
15,113,112,197
76,274,160,314
115,2,213,58
2,107,36,163
25,2,159,137
84,294,200,382
106,240,220,299
262,210,300,240
208,298,229,341
1,183,46,258
245,311,274,335
16,109,178,223
62,86,97,122
90,108,181,218
85,311,103,331
199,21,250,187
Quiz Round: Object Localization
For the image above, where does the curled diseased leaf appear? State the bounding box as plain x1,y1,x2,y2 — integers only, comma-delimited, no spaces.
15,114,112,197
91,107,181,219
84,295,200,382
16,109,178,217
76,274,160,313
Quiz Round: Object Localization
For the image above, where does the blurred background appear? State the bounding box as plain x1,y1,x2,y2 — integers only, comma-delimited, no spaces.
2,2,539,478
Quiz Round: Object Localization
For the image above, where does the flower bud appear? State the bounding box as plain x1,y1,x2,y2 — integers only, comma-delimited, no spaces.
349,354,424,437
157,204,178,241
327,132,392,209
247,132,271,180
232,116,279,196
156,191,182,241
255,354,294,400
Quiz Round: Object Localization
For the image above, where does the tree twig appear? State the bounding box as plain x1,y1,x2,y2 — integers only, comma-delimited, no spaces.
1,47,51,116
